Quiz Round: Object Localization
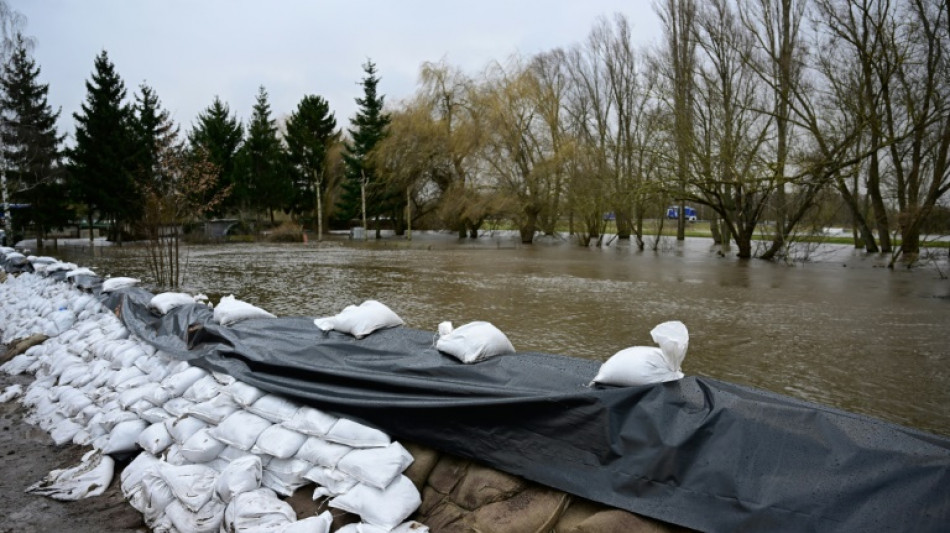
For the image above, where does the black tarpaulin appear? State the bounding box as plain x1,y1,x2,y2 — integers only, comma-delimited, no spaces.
102,287,950,532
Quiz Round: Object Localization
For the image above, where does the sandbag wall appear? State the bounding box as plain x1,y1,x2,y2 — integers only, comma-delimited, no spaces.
0,252,427,533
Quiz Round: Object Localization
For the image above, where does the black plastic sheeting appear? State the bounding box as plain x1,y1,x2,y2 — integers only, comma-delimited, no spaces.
89,287,950,532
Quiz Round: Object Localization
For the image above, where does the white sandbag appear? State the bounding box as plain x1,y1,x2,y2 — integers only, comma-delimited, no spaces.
138,421,174,455
435,321,515,364
1,354,34,375
252,424,308,459
206,457,230,473
121,451,161,505
164,443,188,466
188,393,239,424
149,292,196,314
589,346,684,387
295,437,351,468
183,375,223,403
26,449,114,501
64,267,96,279
73,424,106,446
313,300,404,339
59,363,96,387
211,371,236,386
304,466,358,497
217,445,252,463
0,384,23,402
159,463,218,513
283,406,338,437
336,442,414,490
145,385,172,406
165,415,209,444
222,488,296,532
161,365,209,396
651,320,689,371
101,418,147,454
213,295,276,326
100,276,140,292
324,418,390,448
163,397,196,418
278,512,333,533
340,522,430,533
227,380,266,407
329,475,421,530
180,428,227,463
210,411,274,450
118,383,161,409
163,498,226,533
113,373,151,393
141,469,176,525
97,407,138,431
129,399,157,417
107,366,146,389
246,393,300,423
262,457,312,496
49,417,84,446
215,454,263,503
111,344,147,370
48,309,77,336
141,406,173,424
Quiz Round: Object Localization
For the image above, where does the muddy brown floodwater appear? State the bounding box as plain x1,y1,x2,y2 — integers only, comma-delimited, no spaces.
56,233,950,437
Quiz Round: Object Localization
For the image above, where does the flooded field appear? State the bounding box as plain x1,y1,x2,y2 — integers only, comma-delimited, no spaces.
56,233,950,436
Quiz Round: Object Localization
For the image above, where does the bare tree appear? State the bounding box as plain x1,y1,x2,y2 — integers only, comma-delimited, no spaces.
740,0,810,259
656,0,698,241
691,0,773,258
814,0,950,265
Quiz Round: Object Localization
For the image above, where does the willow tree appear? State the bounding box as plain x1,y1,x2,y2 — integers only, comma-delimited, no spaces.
418,60,485,238
478,55,569,244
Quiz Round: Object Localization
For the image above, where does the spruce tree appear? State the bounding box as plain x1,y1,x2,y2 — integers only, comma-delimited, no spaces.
285,94,337,234
188,96,242,216
237,86,287,224
0,33,67,250
131,83,178,193
340,60,391,234
69,50,137,244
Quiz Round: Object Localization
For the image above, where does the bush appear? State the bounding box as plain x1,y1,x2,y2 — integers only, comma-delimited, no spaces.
266,221,304,243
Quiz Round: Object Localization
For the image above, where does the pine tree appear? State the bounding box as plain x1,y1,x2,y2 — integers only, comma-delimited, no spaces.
131,83,179,193
285,94,337,236
0,33,67,250
340,60,391,234
188,96,242,216
237,86,288,224
68,50,137,244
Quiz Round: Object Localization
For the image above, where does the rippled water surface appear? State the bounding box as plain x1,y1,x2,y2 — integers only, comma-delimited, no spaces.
57,234,950,436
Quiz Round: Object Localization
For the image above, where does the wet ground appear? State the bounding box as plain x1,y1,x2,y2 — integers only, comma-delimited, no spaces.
0,371,145,533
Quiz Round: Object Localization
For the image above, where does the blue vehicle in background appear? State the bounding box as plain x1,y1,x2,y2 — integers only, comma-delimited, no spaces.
666,205,698,221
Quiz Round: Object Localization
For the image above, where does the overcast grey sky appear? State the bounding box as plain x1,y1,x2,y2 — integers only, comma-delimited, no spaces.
11,1,662,142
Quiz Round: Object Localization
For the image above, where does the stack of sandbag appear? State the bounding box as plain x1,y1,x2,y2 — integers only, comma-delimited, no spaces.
0,267,428,532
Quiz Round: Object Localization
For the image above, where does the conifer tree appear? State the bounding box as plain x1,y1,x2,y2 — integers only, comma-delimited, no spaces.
69,50,137,244
237,86,287,224
340,60,391,234
0,33,67,250
131,83,178,193
285,94,337,236
188,96,242,215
